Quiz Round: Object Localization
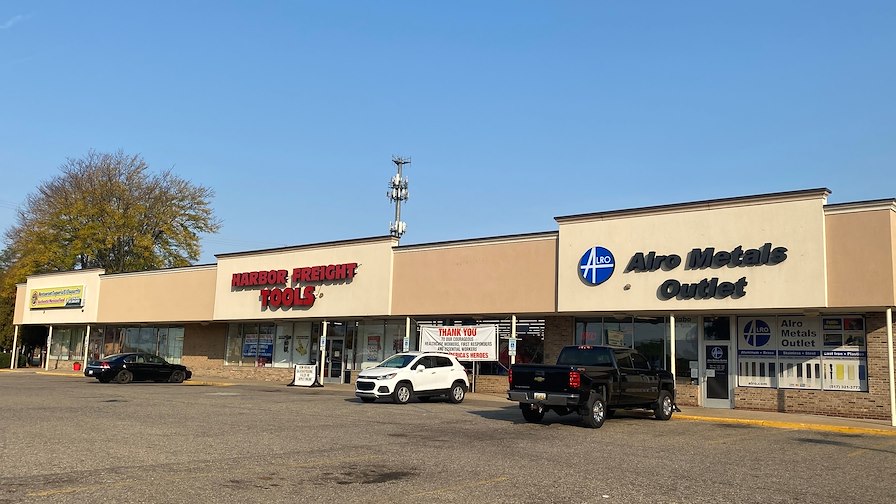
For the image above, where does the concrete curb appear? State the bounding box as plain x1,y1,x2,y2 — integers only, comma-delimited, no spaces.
674,413,896,437
35,371,84,378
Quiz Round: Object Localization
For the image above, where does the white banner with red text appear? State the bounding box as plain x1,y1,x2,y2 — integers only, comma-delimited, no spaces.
419,325,497,362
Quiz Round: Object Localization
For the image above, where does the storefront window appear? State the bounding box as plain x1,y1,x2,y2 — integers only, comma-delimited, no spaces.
384,321,405,357
633,317,665,370
104,327,124,355
704,317,730,340
670,317,698,381
293,322,312,365
575,320,602,345
48,327,85,361
736,315,868,392
604,318,633,347
358,321,385,369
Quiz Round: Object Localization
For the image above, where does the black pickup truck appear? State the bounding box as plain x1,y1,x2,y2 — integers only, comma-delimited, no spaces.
507,345,676,428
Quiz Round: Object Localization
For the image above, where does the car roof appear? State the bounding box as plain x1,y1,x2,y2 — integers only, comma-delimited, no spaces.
393,351,457,358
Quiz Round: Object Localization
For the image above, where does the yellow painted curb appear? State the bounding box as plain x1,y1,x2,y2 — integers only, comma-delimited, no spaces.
183,380,235,387
675,414,896,437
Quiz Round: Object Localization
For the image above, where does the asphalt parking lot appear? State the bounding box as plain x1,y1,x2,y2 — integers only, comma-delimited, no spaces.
1,373,894,504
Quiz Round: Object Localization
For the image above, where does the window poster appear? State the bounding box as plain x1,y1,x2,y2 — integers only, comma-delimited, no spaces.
737,317,777,388
776,316,822,390
366,335,382,362
607,330,625,346
821,316,868,391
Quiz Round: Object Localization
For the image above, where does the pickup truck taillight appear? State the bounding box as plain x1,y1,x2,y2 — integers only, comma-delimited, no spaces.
569,370,581,389
508,368,513,387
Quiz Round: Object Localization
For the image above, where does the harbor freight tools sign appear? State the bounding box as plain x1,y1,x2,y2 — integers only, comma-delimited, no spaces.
622,242,788,301
29,285,85,309
231,263,358,309
419,325,497,361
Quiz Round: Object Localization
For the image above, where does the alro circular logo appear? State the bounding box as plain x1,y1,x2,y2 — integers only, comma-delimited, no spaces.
742,319,772,347
579,246,615,286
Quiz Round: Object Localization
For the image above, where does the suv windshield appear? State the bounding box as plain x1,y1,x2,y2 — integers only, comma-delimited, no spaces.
378,354,418,368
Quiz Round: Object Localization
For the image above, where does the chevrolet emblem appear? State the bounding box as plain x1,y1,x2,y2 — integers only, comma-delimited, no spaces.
534,376,545,382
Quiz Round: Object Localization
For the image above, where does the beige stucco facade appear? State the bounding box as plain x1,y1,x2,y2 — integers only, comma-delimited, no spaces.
97,265,217,323
391,233,557,316
824,201,896,309
556,190,829,313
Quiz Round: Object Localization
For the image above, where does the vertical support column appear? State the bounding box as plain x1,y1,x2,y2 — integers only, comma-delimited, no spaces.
510,315,517,366
886,308,895,427
670,314,677,380
45,325,54,370
83,325,91,370
319,321,328,384
10,326,18,369
404,317,411,352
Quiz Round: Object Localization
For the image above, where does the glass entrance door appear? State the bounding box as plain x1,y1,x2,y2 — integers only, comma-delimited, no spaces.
325,338,344,382
703,342,733,408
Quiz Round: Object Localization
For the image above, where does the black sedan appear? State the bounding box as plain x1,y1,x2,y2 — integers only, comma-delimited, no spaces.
84,352,192,384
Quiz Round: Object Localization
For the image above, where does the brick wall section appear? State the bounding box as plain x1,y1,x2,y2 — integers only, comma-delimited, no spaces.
544,316,574,363
182,323,292,383
734,313,895,420
474,375,509,394
676,381,699,407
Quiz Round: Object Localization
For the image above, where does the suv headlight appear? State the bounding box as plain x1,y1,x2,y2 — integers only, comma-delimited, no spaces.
376,373,397,380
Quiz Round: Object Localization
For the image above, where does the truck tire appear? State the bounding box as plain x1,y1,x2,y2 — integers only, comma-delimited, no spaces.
582,393,606,429
654,390,674,420
520,403,545,423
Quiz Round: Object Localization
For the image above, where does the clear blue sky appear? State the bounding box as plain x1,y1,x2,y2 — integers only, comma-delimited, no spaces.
1,2,894,264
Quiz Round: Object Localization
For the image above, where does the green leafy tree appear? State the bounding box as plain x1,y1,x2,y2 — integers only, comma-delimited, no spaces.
0,150,221,347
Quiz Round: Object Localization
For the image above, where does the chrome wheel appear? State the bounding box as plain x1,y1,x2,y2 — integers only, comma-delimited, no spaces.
591,398,605,423
393,384,412,404
450,384,465,403
662,395,672,417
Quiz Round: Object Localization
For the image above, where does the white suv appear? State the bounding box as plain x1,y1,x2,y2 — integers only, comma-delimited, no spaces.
355,352,469,404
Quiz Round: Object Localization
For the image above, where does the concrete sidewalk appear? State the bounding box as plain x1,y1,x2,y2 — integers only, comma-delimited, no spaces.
7,367,896,436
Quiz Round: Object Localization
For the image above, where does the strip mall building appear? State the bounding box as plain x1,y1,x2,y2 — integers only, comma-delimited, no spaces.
10,188,896,422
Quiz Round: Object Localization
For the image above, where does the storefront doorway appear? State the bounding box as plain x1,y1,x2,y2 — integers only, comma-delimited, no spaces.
701,316,733,408
324,338,344,382
703,342,733,408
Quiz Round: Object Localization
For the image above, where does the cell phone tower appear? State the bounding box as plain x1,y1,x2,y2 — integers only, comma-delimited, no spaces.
387,156,410,239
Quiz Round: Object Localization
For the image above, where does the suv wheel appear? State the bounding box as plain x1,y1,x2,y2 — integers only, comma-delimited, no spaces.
448,381,466,404
393,382,413,404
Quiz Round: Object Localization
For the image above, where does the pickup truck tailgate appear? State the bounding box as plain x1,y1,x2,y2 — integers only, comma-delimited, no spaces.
511,364,575,393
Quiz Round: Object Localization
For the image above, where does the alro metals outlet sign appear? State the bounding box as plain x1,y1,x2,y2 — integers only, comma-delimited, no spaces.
627,242,787,300
231,263,358,309
581,242,788,301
